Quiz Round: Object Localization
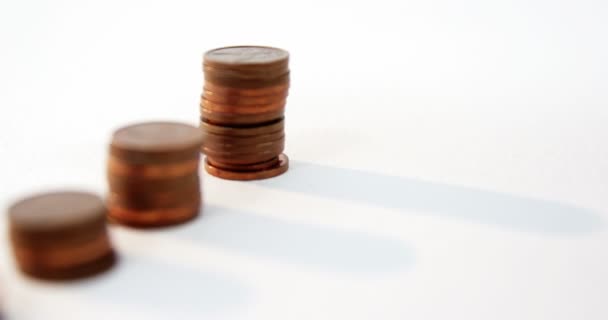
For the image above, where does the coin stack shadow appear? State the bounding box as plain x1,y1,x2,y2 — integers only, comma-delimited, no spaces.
200,46,290,180
107,122,204,228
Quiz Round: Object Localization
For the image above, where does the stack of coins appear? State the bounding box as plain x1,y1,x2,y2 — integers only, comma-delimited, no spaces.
8,191,116,280
107,122,204,227
200,46,290,180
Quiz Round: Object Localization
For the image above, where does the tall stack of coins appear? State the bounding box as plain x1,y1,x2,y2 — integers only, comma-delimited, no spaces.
200,46,290,180
8,191,116,280
107,122,204,227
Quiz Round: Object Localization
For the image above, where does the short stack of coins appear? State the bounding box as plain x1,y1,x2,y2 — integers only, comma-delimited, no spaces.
200,46,290,180
8,191,116,280
107,122,204,227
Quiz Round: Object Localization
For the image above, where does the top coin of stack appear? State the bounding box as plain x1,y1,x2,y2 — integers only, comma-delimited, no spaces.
200,46,290,180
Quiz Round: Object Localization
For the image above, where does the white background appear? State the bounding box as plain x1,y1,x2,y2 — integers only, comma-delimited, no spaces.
1,0,608,319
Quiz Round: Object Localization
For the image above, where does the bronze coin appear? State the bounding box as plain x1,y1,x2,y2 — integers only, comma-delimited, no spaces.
203,137,284,154
205,153,289,180
203,135,284,153
203,56,288,72
200,107,284,126
203,60,289,75
109,184,200,202
108,186,201,210
205,72,289,89
203,143,284,163
199,118,284,137
206,149,281,165
10,224,105,249
107,201,201,228
107,172,200,193
202,89,288,106
110,122,203,164
204,81,290,97
108,157,200,179
9,191,107,244
13,232,112,270
8,191,115,280
202,130,284,147
108,178,200,197
16,250,116,281
109,194,200,211
203,46,289,69
203,64,288,81
203,150,283,166
206,156,280,172
201,97,286,114
110,148,200,165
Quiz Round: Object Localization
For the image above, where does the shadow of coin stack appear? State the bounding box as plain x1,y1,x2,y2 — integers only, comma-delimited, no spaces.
200,46,290,180
106,122,204,228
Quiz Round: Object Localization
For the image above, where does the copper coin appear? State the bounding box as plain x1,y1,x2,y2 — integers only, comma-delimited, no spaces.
108,157,200,179
15,250,116,281
110,122,203,164
204,81,290,97
201,97,286,114
201,107,284,126
9,192,107,244
203,60,288,75
14,233,112,271
203,64,288,80
205,153,289,180
200,118,284,137
109,194,200,211
10,218,106,247
108,186,200,210
109,184,200,202
204,46,289,69
205,72,289,89
204,151,283,166
206,149,281,165
107,173,200,193
10,225,104,248
203,56,288,72
203,136,284,153
207,157,280,172
107,201,201,228
203,140,285,161
203,137,284,154
202,89,288,106
107,178,200,198
202,130,284,147
8,191,115,280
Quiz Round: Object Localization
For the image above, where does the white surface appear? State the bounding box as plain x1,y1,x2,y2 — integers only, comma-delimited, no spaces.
1,0,608,319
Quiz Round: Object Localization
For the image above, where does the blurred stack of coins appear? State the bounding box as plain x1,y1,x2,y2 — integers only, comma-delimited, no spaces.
8,191,116,280
200,46,290,180
107,122,204,227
